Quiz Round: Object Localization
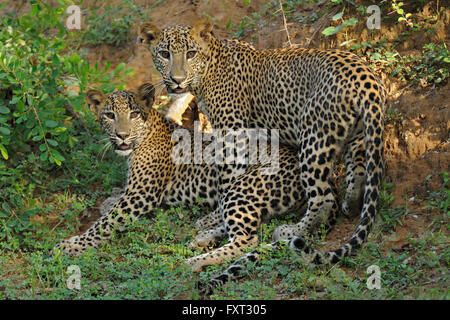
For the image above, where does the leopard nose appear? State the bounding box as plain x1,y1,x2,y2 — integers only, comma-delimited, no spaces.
116,132,129,140
171,75,185,85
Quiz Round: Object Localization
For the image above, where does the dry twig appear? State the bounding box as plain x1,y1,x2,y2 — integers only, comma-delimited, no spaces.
278,1,293,48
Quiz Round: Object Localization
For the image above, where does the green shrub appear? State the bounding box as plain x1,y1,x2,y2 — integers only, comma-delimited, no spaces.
0,0,130,245
395,43,450,87
0,1,127,165
81,0,151,46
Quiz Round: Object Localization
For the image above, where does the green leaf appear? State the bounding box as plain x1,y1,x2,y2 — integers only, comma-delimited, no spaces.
124,68,136,76
334,25,344,35
0,106,10,114
2,202,10,213
69,54,81,64
10,95,20,104
52,148,65,162
343,18,358,27
17,99,26,112
0,144,8,160
40,151,48,162
52,54,60,66
0,127,11,136
52,126,67,133
370,52,382,60
32,135,43,141
26,95,34,106
80,60,89,77
322,26,337,36
51,148,64,166
30,4,39,16
45,120,58,128
47,139,58,146
332,12,343,21
103,61,111,72
113,62,126,74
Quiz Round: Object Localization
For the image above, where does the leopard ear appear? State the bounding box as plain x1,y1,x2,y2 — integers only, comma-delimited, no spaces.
138,23,160,44
192,18,214,43
86,89,106,119
137,83,155,109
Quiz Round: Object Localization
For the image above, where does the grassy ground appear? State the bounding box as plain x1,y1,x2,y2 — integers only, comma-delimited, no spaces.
0,138,448,299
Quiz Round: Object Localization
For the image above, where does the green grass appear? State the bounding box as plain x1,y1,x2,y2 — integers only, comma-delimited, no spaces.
1,170,448,299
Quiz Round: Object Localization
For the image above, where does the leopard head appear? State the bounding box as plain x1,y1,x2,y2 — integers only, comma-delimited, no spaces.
86,83,155,156
138,19,214,98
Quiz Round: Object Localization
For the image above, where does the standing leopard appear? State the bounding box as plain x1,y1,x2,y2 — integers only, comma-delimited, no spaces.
55,83,309,269
138,19,386,272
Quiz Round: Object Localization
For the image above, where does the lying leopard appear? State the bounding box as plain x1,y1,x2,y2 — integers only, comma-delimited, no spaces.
55,84,314,272
138,19,386,273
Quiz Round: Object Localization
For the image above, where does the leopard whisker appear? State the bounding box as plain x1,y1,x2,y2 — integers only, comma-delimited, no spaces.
153,79,165,85
98,137,110,143
99,141,112,161
154,85,165,98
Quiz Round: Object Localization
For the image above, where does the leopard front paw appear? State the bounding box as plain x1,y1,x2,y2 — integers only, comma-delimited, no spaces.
189,232,217,250
185,257,204,273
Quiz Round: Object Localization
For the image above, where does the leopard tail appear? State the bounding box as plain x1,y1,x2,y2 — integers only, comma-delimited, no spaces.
290,89,386,264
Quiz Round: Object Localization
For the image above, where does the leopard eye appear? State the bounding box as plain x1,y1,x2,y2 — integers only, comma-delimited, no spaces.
186,50,197,59
159,50,170,59
104,112,115,120
130,111,140,119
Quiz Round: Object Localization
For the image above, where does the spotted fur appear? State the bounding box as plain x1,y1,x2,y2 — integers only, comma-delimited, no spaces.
139,19,386,278
54,84,308,268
